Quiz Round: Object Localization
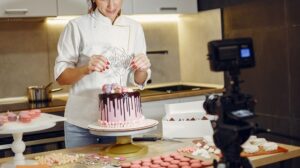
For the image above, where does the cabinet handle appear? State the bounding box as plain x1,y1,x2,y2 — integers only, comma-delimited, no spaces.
160,7,178,11
5,9,29,14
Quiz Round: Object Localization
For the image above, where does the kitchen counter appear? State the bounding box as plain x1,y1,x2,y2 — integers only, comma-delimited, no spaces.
0,82,224,114
0,139,299,167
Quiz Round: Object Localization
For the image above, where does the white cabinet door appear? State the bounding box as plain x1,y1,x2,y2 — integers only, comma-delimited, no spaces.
122,0,133,15
0,0,57,18
133,0,197,14
58,0,132,16
58,0,89,16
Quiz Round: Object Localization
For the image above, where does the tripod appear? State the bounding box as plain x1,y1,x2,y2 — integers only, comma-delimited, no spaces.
210,69,256,168
213,120,254,168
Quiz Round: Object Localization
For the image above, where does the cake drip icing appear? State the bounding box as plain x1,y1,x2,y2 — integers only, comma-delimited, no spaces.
98,85,144,128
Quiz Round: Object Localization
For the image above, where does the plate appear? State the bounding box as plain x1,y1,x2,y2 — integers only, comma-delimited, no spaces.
0,113,66,134
88,119,158,132
241,146,288,157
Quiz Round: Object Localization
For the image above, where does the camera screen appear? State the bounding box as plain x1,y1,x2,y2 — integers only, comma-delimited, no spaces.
240,48,251,58
208,38,255,71
218,46,239,61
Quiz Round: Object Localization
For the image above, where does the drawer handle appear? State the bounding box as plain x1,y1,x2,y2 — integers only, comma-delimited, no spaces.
160,7,178,11
5,9,29,14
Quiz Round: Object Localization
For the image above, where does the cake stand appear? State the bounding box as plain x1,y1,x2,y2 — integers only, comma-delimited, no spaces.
88,119,158,158
0,113,66,168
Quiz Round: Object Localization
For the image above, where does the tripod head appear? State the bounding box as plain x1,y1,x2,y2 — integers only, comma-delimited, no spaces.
204,38,256,168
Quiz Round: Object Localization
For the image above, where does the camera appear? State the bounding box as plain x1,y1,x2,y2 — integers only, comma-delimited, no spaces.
205,37,256,121
203,93,255,122
207,38,255,71
204,38,256,168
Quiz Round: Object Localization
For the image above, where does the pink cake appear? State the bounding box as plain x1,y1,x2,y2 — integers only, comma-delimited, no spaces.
98,84,144,127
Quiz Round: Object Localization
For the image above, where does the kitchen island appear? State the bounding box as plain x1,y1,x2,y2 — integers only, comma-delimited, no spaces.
0,139,299,167
0,82,223,157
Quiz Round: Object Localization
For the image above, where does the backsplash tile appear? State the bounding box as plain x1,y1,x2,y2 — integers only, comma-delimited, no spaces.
0,20,50,98
143,22,181,84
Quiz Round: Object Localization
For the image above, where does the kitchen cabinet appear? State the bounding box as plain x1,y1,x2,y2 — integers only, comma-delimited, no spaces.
0,0,57,18
57,0,133,16
57,0,89,16
132,0,198,14
122,0,134,15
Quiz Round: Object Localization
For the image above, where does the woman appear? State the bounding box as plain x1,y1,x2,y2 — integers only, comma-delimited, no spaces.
54,0,151,148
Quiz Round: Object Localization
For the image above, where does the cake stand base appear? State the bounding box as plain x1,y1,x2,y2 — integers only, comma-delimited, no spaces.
1,160,37,168
100,136,147,157
89,121,158,158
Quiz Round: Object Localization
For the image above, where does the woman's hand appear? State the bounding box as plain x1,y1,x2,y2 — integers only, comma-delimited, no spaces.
88,55,110,73
131,54,151,85
130,54,151,72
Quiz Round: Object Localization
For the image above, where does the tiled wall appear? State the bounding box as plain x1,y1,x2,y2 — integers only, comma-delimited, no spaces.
0,19,51,98
141,22,181,84
0,10,223,98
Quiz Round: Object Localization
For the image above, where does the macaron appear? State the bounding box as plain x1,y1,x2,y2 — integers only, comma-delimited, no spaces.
120,162,131,168
201,160,213,166
190,162,202,168
131,164,142,168
131,160,142,165
179,162,190,166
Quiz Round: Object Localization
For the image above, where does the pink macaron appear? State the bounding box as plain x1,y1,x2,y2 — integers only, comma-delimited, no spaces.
121,162,131,168
168,165,179,168
190,162,202,168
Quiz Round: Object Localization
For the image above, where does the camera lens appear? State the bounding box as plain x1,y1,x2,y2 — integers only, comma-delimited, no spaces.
203,95,219,115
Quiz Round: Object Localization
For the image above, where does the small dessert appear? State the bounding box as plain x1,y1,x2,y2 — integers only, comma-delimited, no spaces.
19,111,32,123
0,114,9,126
261,142,278,151
7,112,18,122
250,138,267,145
242,144,259,153
28,109,41,118
120,162,131,168
191,162,203,168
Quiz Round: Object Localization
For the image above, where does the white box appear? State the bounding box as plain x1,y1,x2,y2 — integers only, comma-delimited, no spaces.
162,120,213,138
162,101,214,138
164,100,206,120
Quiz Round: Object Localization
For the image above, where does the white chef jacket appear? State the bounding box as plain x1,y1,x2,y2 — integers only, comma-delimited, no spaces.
54,10,151,128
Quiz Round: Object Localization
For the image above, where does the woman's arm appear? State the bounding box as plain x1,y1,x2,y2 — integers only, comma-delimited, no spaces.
56,66,89,85
129,23,151,87
56,55,110,85
131,53,151,85
134,69,148,85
